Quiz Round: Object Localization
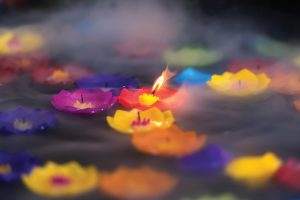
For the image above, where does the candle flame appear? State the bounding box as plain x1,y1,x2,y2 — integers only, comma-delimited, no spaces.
152,67,175,93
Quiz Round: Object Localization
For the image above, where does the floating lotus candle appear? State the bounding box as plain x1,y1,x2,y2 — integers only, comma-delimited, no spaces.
178,144,232,172
225,152,282,188
275,159,300,191
253,36,291,58
132,125,207,157
118,68,182,110
107,107,174,134
227,59,277,75
174,67,211,86
0,52,50,73
32,64,92,86
0,108,57,135
99,166,177,199
271,70,300,95
0,69,17,85
0,151,40,183
22,161,98,197
51,88,116,114
207,69,270,97
0,30,44,55
163,47,222,67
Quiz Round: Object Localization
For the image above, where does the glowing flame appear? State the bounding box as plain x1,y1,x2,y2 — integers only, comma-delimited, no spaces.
152,67,175,93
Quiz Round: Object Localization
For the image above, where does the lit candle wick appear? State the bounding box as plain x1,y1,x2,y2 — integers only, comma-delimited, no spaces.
238,80,242,86
137,112,141,122
152,86,158,95
81,94,84,103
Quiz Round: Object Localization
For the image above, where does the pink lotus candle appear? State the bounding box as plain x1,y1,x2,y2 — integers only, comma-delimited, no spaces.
51,89,117,114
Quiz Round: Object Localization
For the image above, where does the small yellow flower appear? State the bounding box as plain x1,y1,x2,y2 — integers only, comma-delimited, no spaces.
225,152,282,188
106,107,174,134
207,69,270,97
139,93,159,106
22,161,98,197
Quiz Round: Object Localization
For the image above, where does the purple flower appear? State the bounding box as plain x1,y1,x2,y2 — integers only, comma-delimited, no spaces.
178,144,232,172
0,108,57,135
51,88,117,114
77,74,139,94
0,151,40,183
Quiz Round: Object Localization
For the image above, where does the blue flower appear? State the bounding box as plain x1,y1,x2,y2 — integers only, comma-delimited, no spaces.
77,74,139,94
0,108,57,135
0,151,40,183
174,67,211,86
178,144,232,172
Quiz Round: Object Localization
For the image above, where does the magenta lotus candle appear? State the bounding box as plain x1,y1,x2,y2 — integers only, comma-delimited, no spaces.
51,89,117,114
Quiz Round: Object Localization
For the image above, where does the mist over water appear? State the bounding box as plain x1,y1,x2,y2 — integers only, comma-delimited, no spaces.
1,1,300,200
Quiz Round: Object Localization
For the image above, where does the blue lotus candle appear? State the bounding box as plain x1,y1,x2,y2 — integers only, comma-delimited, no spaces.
0,108,57,135
77,74,139,95
178,144,232,172
174,68,211,86
0,151,40,183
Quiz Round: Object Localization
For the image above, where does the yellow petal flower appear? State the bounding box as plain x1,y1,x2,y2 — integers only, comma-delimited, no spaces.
207,69,270,97
106,107,174,135
22,161,98,197
0,30,43,55
225,152,282,188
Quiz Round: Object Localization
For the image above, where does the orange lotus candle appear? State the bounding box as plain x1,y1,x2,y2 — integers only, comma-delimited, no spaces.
106,107,174,134
118,68,184,110
132,125,207,157
99,166,177,199
270,69,300,95
207,69,270,97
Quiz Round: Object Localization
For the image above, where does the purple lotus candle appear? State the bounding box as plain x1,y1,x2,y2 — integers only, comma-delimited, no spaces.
0,151,40,183
51,88,117,114
77,74,139,95
178,144,232,172
0,108,57,135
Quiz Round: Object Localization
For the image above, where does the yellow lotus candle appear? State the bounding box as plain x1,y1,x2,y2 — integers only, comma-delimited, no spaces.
106,107,174,134
22,161,98,197
225,152,282,188
132,125,207,157
0,30,43,55
99,166,177,199
207,69,270,97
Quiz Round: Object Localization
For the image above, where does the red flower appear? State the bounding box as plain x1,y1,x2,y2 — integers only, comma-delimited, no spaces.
118,87,183,110
0,53,49,73
275,159,300,191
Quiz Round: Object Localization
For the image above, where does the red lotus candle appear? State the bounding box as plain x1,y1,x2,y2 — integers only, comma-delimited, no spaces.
0,69,18,85
0,53,49,73
32,64,93,86
275,159,300,191
118,68,185,110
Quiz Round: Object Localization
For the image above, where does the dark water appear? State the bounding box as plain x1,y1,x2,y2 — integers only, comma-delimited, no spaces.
0,72,300,200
